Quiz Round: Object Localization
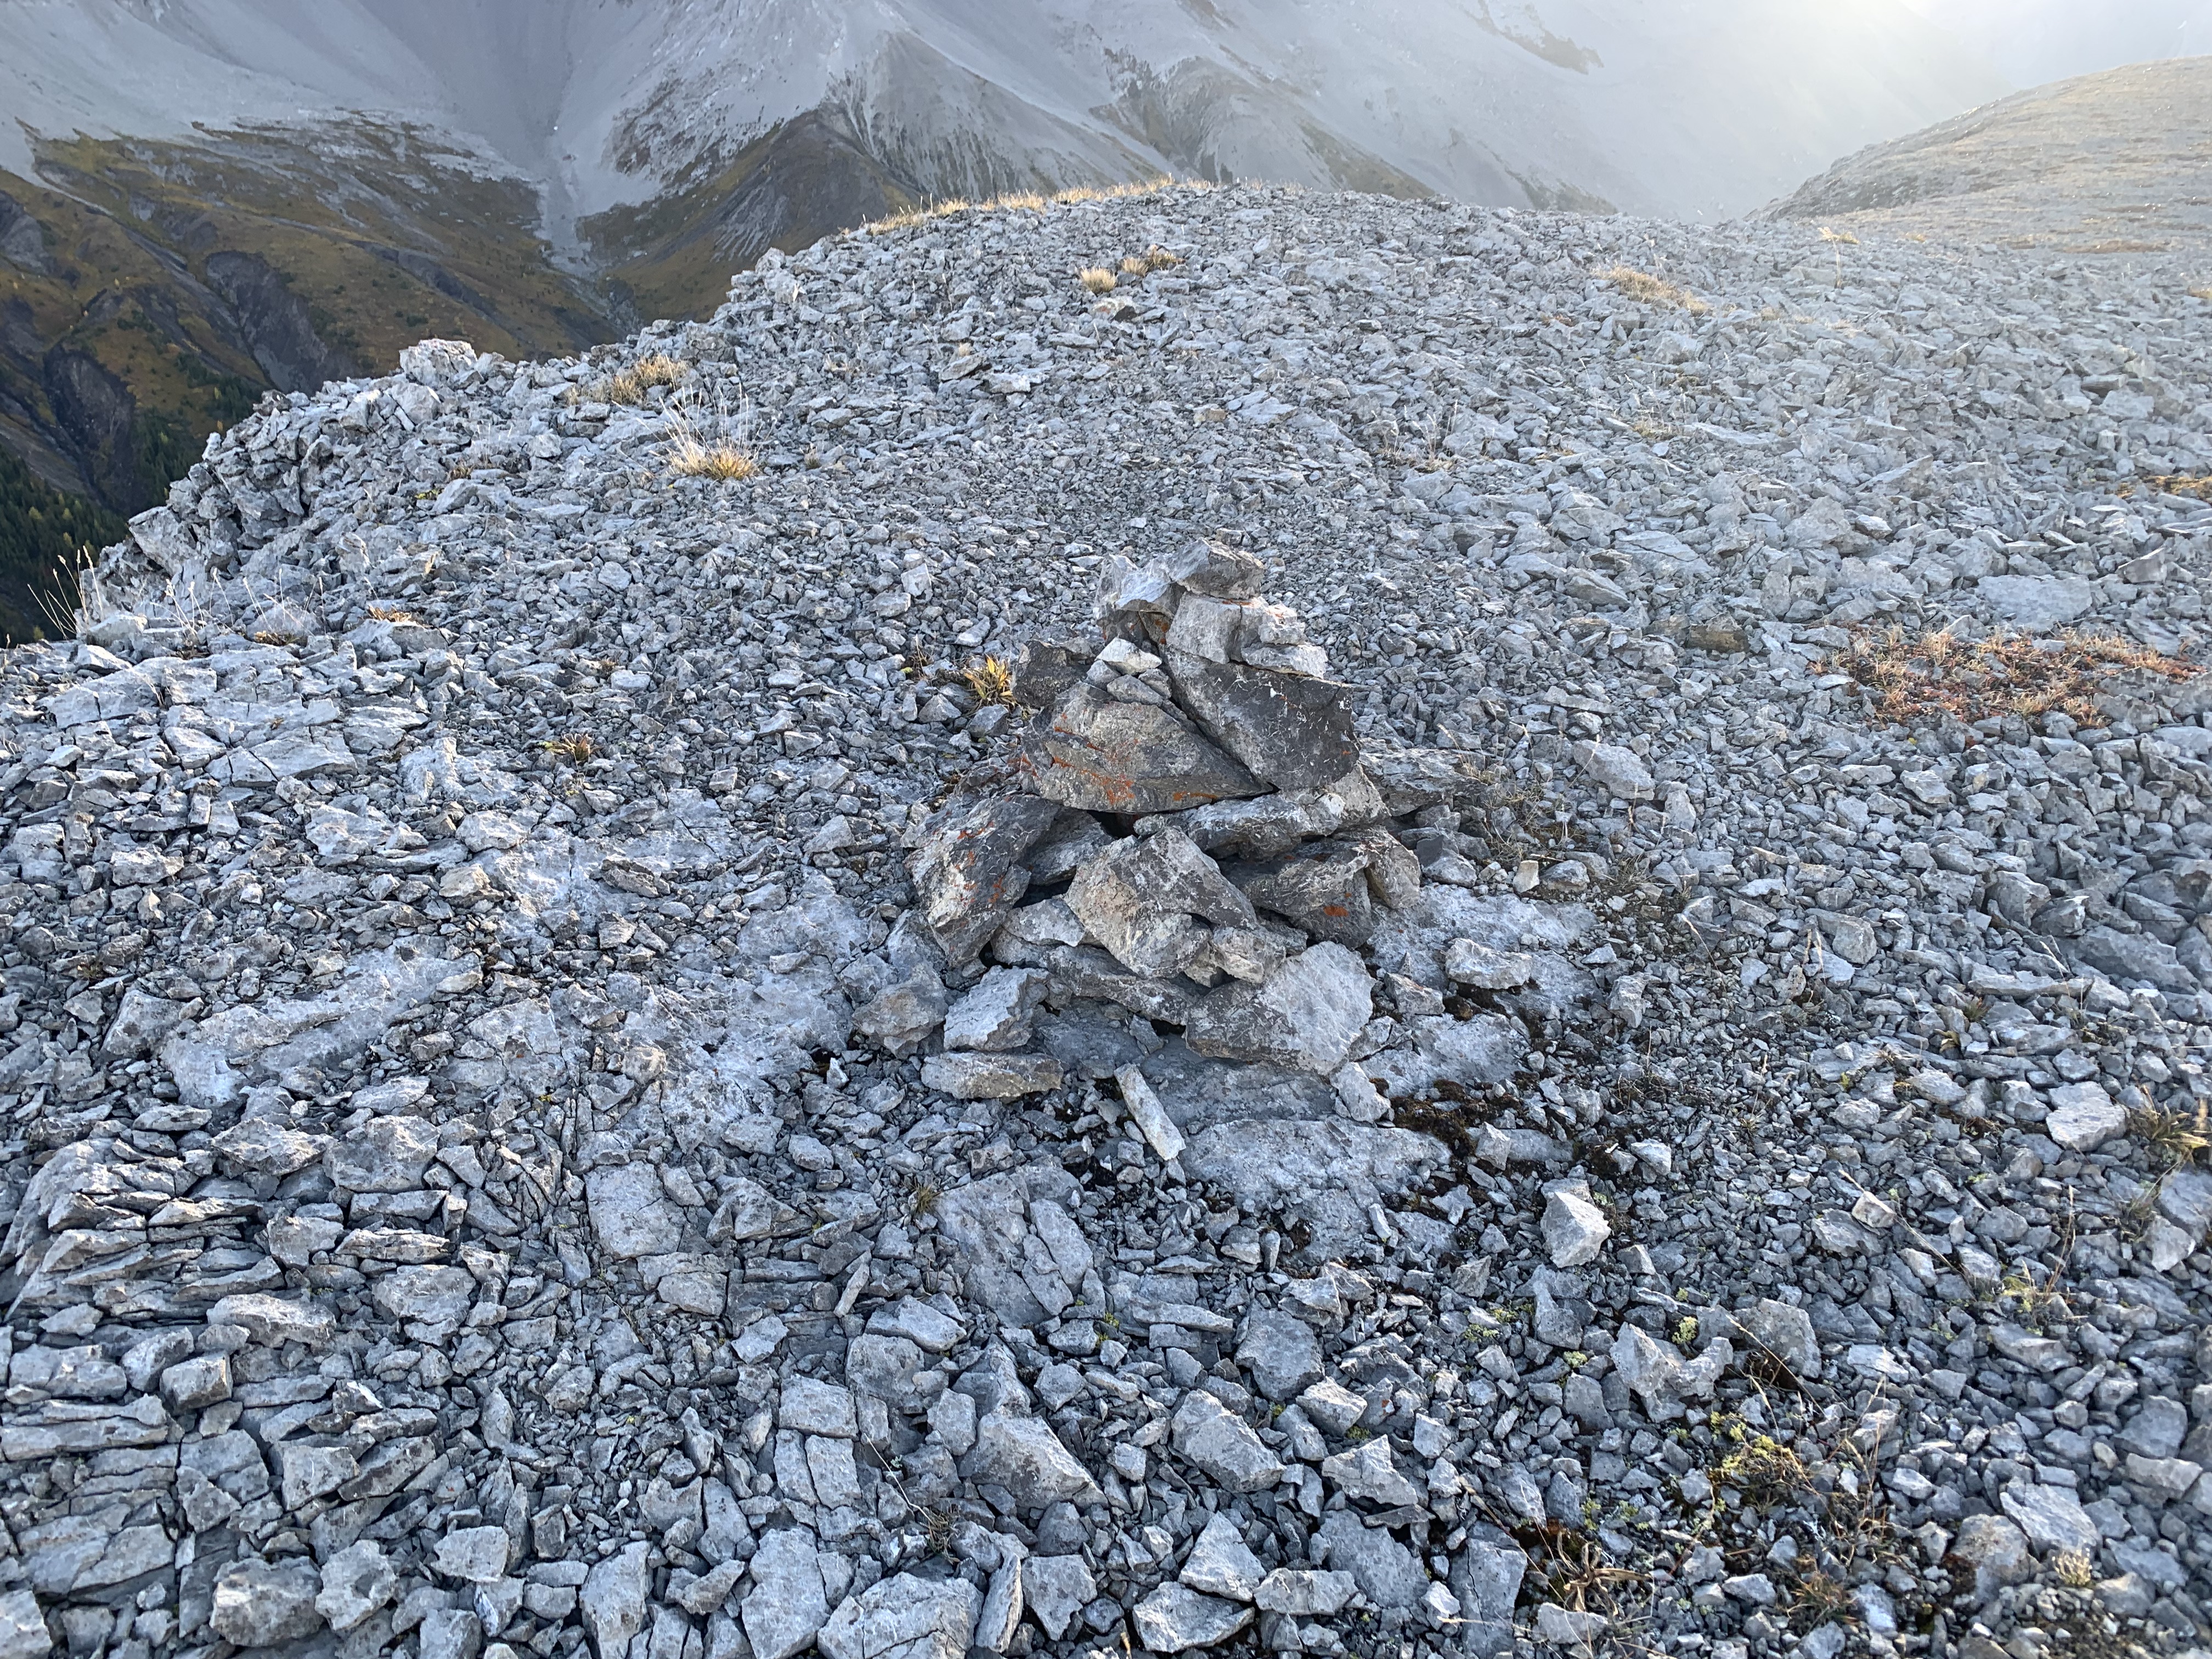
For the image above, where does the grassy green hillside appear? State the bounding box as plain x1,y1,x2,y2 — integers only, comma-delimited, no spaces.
0,444,123,644
0,121,628,634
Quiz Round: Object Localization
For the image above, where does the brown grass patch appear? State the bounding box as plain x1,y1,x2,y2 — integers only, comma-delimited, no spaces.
590,352,687,405
1603,266,1708,313
668,432,757,481
1716,1431,1813,1509
1832,627,2203,726
2125,473,2212,500
1514,1520,1639,1617
864,178,1182,235
541,731,596,766
1079,266,1118,294
2130,1099,2210,1170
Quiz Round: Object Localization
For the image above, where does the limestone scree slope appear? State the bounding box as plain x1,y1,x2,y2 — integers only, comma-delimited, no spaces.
0,184,2207,1659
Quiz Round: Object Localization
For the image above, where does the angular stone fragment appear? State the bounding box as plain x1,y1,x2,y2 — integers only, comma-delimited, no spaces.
1165,538,1266,599
431,1525,510,1584
1165,591,1257,663
1115,1066,1187,1162
1096,556,1181,641
2044,1081,2126,1152
212,1558,324,1646
207,1293,334,1347
1237,1310,1322,1401
741,1530,828,1659
1999,1482,2100,1554
1011,631,1094,710
1542,1181,1611,1267
1229,847,1375,945
1069,828,1252,977
1739,1299,1821,1378
1325,1435,1426,1506
586,1163,684,1259
909,794,1063,966
1022,1555,1097,1641
943,967,1049,1051
1023,810,1113,883
1134,1584,1253,1653
212,1117,328,1177
1573,741,1654,800
1182,1513,1266,1600
1444,939,1536,989
1153,768,1385,859
325,1113,437,1192
1315,1508,1426,1608
1166,651,1357,791
920,1051,1063,1100
0,1590,48,1659
820,1573,981,1659
583,1541,652,1659
1025,684,1261,814
1255,1568,1357,1617
1044,946,1200,1024
963,1411,1101,1510
316,1540,397,1633
1184,944,1372,1074
1171,1389,1284,1492
1951,1515,2032,1596
852,968,947,1056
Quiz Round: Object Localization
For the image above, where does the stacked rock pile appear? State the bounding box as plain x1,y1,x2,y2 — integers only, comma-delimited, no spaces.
877,539,1562,1142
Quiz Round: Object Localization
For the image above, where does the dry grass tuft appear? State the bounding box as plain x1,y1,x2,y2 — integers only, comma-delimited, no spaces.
668,431,758,482
962,656,1016,708
864,178,1182,235
2130,1099,2210,1170
590,352,687,405
1832,626,2203,726
2126,473,2212,500
541,731,596,766
1515,1521,1639,1617
1604,265,1708,313
1079,266,1118,294
2050,1549,2096,1590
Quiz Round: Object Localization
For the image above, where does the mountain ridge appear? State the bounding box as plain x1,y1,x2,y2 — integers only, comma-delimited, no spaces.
0,0,2018,622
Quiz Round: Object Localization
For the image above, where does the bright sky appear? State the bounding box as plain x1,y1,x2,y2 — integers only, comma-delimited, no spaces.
1897,0,2210,88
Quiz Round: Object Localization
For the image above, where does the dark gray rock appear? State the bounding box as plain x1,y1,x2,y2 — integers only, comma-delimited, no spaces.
909,794,1063,966
1237,1310,1323,1401
1166,651,1358,791
1023,683,1262,813
1229,846,1376,945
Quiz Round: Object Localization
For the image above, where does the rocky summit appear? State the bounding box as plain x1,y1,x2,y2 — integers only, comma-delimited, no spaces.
0,179,2209,1659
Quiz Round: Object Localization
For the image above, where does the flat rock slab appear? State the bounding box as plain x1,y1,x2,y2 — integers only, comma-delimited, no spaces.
1128,1037,1338,1134
1978,574,2096,632
1024,684,1261,813
1166,651,1357,790
1185,1118,1447,1261
1184,943,1372,1074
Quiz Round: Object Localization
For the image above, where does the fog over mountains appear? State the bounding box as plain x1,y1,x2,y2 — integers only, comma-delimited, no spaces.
3,0,2015,230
